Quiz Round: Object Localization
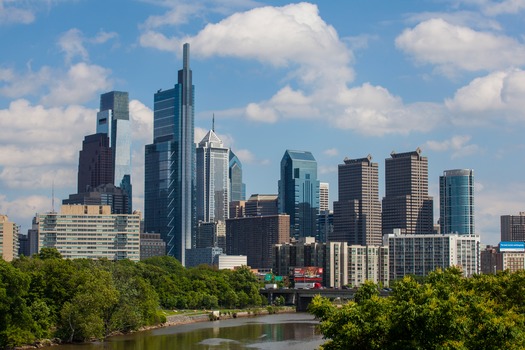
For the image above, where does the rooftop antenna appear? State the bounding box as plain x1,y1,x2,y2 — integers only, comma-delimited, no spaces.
52,179,55,213
212,113,215,132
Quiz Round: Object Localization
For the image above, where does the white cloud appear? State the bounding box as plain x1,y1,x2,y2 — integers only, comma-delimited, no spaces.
446,69,525,124
59,28,89,64
425,135,480,158
318,165,337,175
0,0,34,25
323,148,338,157
41,63,112,106
130,99,153,144
396,18,525,75
234,149,256,164
470,0,525,16
0,99,94,190
0,195,51,228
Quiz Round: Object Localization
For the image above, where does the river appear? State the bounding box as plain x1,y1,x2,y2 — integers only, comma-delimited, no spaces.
42,313,325,350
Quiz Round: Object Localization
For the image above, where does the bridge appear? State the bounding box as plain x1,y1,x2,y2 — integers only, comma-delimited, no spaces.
259,288,356,311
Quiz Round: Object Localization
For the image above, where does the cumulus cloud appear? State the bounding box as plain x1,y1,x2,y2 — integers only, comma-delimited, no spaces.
446,69,525,124
425,135,480,158
0,195,51,228
0,99,94,190
323,148,338,157
130,99,153,144
396,18,525,75
59,28,89,64
469,0,525,16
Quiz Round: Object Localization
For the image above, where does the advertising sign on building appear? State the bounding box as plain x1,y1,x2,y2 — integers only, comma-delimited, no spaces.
293,266,323,283
500,241,525,252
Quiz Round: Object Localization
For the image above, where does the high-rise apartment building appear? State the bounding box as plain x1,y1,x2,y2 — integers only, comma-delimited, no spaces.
439,169,474,235
77,133,113,193
319,182,329,212
331,155,382,246
245,194,278,217
229,150,246,202
144,43,195,265
196,129,229,223
382,148,433,235
0,215,19,262
501,213,525,241
38,205,140,261
278,150,320,239
96,91,132,210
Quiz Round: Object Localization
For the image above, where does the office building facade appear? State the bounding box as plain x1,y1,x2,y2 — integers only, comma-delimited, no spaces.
273,237,326,278
144,43,195,265
38,205,140,261
196,129,229,223
332,155,382,246
439,169,474,235
226,215,290,269
319,182,329,212
501,213,525,241
229,150,246,202
63,183,130,214
382,148,433,235
245,194,278,217
77,133,113,193
140,233,166,260
278,150,320,239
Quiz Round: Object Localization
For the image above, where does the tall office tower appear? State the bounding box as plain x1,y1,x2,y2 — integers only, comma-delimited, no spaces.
229,150,246,202
439,169,474,235
0,215,19,261
144,43,195,264
96,91,132,211
196,129,229,222
382,148,433,235
63,183,130,214
245,194,278,217
501,213,525,241
278,150,320,239
331,155,382,245
77,133,113,193
319,182,329,212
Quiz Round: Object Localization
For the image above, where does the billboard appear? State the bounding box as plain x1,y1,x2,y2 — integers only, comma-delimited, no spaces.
293,267,323,283
499,241,525,252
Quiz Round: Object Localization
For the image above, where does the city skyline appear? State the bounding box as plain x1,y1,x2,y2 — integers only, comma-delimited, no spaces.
2,1,525,245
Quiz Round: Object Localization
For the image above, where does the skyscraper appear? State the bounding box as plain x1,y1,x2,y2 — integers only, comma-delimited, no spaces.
96,91,132,211
278,150,320,239
229,150,246,202
501,213,525,241
439,169,474,235
331,155,382,245
77,133,113,193
319,182,329,212
144,43,195,265
196,129,229,223
382,148,433,235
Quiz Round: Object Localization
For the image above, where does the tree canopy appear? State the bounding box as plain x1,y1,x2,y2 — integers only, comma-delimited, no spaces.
309,267,525,350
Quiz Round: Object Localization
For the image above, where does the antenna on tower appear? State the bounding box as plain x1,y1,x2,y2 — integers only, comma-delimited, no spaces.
212,113,215,132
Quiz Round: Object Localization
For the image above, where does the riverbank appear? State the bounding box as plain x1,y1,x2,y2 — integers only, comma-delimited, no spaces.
15,306,296,350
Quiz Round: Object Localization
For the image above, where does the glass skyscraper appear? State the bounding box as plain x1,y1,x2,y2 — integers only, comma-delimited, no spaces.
96,91,132,212
439,169,474,235
144,43,195,265
196,129,229,222
278,150,320,239
229,150,246,202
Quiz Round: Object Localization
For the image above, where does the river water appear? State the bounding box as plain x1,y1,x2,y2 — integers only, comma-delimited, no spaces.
43,313,325,350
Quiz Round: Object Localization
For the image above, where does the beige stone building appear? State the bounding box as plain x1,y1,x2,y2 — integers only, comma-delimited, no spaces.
0,215,19,261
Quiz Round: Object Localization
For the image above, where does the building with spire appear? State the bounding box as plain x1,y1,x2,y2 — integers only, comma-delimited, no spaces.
382,148,433,235
144,43,195,265
278,150,320,239
196,125,229,223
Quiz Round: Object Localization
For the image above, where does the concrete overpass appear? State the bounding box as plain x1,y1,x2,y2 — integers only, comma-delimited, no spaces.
260,288,379,312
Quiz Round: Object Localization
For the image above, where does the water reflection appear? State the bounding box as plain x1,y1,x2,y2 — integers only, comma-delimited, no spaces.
42,313,324,350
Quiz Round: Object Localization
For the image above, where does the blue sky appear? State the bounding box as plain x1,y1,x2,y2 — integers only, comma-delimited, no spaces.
1,0,525,245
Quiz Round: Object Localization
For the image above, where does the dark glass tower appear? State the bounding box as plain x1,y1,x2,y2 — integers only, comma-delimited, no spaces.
278,150,320,239
144,43,195,265
439,169,474,235
77,133,113,193
96,91,132,212
229,150,246,202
